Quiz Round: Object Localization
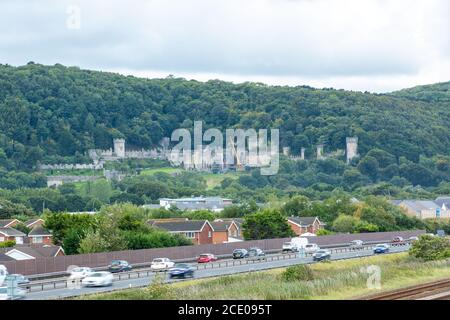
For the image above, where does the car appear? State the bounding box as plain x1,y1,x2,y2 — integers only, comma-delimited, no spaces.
312,249,331,261
108,260,132,273
247,247,266,260
392,236,404,243
168,263,195,279
373,244,390,254
0,286,26,300
232,249,249,259
408,236,419,242
6,274,30,286
349,240,364,247
197,254,218,263
68,267,94,280
81,272,114,287
151,258,175,271
304,243,319,253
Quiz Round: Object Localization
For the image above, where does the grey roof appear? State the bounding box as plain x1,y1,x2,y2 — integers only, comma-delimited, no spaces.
0,227,26,237
151,220,209,232
287,216,320,226
25,218,44,227
434,196,450,208
6,245,63,259
161,197,232,211
215,218,243,228
400,200,440,213
0,253,14,262
211,221,235,232
28,226,52,237
389,200,403,205
0,219,18,228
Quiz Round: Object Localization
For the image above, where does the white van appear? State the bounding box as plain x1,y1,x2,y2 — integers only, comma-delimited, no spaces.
304,243,320,253
282,237,309,253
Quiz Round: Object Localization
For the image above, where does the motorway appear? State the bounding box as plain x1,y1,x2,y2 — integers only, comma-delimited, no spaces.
24,244,410,300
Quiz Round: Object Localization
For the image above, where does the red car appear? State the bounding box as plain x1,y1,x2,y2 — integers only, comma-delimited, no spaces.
197,254,217,263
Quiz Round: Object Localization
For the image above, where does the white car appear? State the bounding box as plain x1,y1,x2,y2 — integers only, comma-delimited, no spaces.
68,267,94,280
151,258,175,271
304,243,319,253
0,286,26,300
81,272,114,287
349,240,364,247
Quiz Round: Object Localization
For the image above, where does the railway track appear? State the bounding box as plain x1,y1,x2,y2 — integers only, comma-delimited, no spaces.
363,278,450,300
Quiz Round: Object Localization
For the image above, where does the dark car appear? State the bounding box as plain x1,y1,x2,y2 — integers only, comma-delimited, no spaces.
108,260,132,273
312,249,331,261
247,247,266,260
232,249,249,259
168,263,195,279
373,244,390,254
392,236,404,244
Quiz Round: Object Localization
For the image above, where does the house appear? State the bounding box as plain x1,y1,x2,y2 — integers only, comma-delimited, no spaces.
25,218,45,229
3,245,64,261
28,226,53,245
287,216,324,236
213,218,244,240
397,200,448,219
434,196,450,211
158,197,233,212
148,220,214,245
210,220,240,244
0,219,20,228
0,227,26,245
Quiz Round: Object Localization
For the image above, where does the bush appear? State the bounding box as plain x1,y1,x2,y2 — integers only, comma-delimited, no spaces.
145,274,174,299
0,240,16,248
281,264,314,282
409,234,450,261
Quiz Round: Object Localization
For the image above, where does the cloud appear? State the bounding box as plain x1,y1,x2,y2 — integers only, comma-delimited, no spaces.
0,0,448,92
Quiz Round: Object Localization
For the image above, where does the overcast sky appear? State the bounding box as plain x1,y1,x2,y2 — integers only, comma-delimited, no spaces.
0,0,448,92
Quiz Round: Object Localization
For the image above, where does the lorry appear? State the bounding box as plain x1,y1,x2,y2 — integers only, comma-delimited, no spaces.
282,237,309,253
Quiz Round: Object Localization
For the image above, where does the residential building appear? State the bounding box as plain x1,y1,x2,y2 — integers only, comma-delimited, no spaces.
287,216,324,236
397,200,448,219
25,218,45,229
210,220,240,244
2,245,64,261
0,219,20,228
28,226,53,245
0,227,26,245
148,220,214,245
158,197,233,212
214,218,244,240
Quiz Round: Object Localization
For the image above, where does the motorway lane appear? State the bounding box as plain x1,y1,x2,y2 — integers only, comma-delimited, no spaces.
24,245,409,300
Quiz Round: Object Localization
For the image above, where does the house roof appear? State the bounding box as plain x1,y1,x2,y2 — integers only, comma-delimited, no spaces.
150,220,210,232
28,226,52,237
214,218,243,228
211,221,236,232
25,218,44,228
0,219,19,228
400,200,440,213
0,227,26,237
287,216,320,227
5,245,64,259
0,253,15,262
434,197,450,209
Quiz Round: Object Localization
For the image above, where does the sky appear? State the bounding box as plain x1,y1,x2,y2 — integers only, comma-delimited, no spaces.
0,0,449,93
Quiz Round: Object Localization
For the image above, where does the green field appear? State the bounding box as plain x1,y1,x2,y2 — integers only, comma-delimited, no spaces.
140,167,182,176
77,254,450,300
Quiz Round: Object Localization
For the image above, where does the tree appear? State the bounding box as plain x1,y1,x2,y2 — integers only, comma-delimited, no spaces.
0,199,33,219
183,210,216,221
242,209,295,240
357,156,379,181
280,196,310,217
332,215,359,233
78,230,109,254
409,235,450,261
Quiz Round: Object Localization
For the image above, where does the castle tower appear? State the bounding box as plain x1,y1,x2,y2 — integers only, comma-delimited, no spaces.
316,144,324,160
282,147,290,156
300,148,305,160
113,138,126,158
346,137,358,164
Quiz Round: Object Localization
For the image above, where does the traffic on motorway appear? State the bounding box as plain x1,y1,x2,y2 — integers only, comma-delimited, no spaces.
0,235,418,300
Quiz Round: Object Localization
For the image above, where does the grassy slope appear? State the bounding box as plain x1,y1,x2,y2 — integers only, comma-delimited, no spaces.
78,253,450,300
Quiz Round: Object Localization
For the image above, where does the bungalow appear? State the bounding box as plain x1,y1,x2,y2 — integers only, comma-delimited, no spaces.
287,216,324,236
28,226,53,245
149,220,214,245
0,227,26,245
25,218,45,229
0,219,20,228
4,245,64,261
210,220,240,244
